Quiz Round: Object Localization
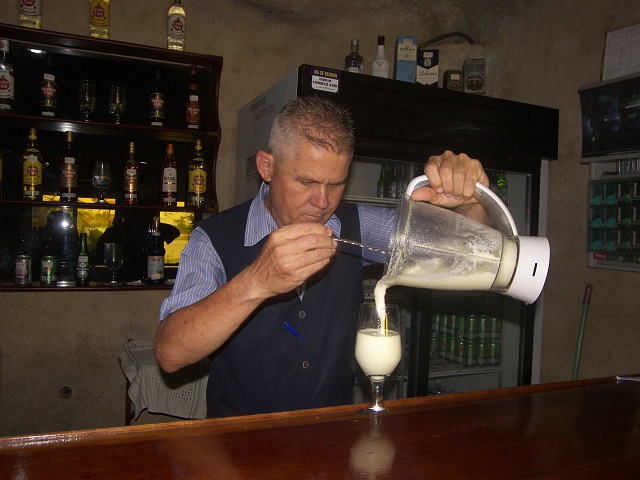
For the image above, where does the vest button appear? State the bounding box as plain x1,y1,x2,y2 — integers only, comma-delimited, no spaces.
298,310,306,318
302,361,310,369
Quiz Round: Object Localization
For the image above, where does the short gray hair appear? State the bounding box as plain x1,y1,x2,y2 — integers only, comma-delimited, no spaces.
268,96,354,160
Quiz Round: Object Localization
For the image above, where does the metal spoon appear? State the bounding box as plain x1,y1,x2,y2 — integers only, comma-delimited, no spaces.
333,237,390,256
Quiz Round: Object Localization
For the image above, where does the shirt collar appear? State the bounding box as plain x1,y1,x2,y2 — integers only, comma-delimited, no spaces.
245,182,342,246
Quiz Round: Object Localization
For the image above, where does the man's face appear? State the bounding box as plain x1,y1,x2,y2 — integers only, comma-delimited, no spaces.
265,140,351,227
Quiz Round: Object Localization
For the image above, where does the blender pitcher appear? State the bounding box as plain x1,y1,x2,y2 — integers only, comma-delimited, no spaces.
382,175,549,304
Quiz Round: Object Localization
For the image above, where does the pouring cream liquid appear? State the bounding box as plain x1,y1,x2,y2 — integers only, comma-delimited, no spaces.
355,328,402,380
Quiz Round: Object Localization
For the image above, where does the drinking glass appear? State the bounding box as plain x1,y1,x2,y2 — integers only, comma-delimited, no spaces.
355,303,402,414
92,160,111,204
108,83,127,124
103,243,123,285
78,79,97,121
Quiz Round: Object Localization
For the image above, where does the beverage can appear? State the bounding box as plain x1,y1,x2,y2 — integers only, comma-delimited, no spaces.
478,314,489,339
446,314,456,336
465,315,479,340
445,334,455,361
477,340,489,366
454,339,465,365
431,313,443,334
40,255,57,286
455,315,466,339
489,316,503,339
15,255,32,285
489,340,502,366
464,340,478,367
438,333,448,359
429,332,440,360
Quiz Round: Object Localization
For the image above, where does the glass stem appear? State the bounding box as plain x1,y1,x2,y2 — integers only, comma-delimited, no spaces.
368,378,386,413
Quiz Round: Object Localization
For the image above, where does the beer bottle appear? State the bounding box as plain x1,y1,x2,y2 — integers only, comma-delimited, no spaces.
23,128,43,201
161,143,178,207
145,217,165,285
76,232,90,286
123,142,139,205
60,131,78,203
185,65,200,129
187,139,207,207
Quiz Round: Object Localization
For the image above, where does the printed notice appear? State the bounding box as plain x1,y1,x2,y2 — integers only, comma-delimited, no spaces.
602,22,640,80
311,67,340,93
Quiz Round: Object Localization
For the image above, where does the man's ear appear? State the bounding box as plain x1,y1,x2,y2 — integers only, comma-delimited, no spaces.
256,150,273,182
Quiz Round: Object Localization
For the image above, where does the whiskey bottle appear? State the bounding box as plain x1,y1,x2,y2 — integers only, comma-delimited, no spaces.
40,55,58,117
22,128,43,201
344,39,364,74
145,216,165,285
0,39,15,113
123,142,139,205
148,69,166,127
371,35,390,78
76,232,90,286
187,139,207,208
89,0,110,39
161,143,178,207
19,0,42,29
167,0,186,51
60,131,78,203
185,65,201,129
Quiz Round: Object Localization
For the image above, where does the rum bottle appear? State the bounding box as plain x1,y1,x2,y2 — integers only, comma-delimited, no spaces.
145,217,165,285
19,0,42,29
76,232,90,286
148,69,166,127
60,131,78,203
0,39,15,113
185,65,201,129
22,128,43,201
161,143,178,207
89,0,110,39
371,35,390,78
344,39,364,73
123,142,139,205
187,139,207,207
40,55,58,117
167,0,186,51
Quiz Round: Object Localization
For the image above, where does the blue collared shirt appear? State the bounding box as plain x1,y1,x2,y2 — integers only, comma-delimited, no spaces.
159,182,395,320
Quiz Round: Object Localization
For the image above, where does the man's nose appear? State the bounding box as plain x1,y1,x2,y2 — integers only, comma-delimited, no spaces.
310,185,329,209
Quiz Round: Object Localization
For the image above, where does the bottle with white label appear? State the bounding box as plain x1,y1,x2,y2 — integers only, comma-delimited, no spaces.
0,39,15,113
60,131,78,203
19,0,42,29
161,143,177,207
167,0,186,51
145,217,165,285
371,35,390,78
344,39,364,74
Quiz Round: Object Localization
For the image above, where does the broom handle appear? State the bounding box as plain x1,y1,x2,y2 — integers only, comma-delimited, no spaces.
571,284,593,381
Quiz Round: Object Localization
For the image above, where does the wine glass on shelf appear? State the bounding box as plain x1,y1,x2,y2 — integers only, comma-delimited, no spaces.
108,83,127,124
78,79,97,121
103,243,123,286
92,160,111,204
355,303,402,414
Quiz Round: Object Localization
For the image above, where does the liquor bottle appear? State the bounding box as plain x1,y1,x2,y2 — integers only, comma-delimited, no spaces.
76,232,90,286
123,142,139,205
145,217,165,285
345,39,364,73
40,55,58,117
0,39,15,113
371,35,390,78
60,131,78,203
40,231,57,286
89,0,110,39
167,0,186,51
377,162,389,198
187,139,207,207
161,143,178,207
148,69,166,127
19,0,42,29
185,65,201,129
23,128,43,201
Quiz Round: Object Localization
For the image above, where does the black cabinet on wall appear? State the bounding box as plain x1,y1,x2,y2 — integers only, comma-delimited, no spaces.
0,23,222,290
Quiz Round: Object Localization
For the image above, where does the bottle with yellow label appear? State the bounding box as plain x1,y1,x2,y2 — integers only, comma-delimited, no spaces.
188,139,207,207
89,0,110,39
23,128,42,201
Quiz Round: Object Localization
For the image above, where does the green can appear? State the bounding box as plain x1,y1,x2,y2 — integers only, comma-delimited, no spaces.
478,314,489,340
477,340,489,366
40,255,57,286
489,316,503,339
455,315,466,339
429,332,440,360
446,334,456,361
446,315,456,336
489,340,502,366
454,339,465,364
431,313,444,334
438,333,448,359
465,315,479,340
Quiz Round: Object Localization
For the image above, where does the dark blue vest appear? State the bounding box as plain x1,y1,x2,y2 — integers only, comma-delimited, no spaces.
199,200,364,417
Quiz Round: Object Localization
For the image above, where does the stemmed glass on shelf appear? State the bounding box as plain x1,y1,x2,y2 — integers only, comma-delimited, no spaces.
108,83,127,124
92,160,111,204
355,303,402,414
78,79,97,121
103,243,123,286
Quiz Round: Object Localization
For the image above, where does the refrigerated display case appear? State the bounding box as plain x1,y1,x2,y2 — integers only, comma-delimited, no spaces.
235,65,558,397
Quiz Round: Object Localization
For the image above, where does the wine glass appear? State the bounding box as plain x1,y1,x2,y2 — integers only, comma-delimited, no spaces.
355,303,402,414
78,79,97,121
108,83,127,124
92,160,111,204
104,243,123,285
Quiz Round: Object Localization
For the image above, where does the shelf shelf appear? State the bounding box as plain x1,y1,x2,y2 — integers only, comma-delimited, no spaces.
0,282,173,292
428,359,504,379
0,199,217,214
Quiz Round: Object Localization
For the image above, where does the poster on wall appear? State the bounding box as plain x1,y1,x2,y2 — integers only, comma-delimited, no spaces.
602,22,640,81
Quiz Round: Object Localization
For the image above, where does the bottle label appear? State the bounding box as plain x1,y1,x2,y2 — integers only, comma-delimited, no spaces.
188,168,206,194
149,92,166,125
23,157,42,185
186,103,200,126
90,0,110,26
147,256,165,280
168,14,186,39
77,255,90,279
20,0,41,15
162,167,177,192
0,72,15,101
124,168,138,199
40,78,58,111
61,161,78,188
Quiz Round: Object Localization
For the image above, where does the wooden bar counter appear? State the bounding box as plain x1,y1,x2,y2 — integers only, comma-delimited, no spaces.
2,376,639,479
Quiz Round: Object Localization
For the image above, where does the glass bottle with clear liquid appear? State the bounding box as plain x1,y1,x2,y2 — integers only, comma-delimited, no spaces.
0,39,15,113
19,0,42,29
345,39,364,73
167,0,186,51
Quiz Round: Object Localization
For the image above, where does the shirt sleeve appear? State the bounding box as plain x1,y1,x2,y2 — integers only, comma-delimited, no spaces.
158,226,227,321
358,204,396,264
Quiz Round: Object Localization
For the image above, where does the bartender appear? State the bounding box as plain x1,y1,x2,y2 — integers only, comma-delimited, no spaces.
155,96,489,417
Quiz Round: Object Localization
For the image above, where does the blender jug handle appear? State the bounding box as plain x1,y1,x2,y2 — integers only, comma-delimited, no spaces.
405,174,519,237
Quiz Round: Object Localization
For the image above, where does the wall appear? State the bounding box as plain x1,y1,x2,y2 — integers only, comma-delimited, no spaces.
0,0,638,436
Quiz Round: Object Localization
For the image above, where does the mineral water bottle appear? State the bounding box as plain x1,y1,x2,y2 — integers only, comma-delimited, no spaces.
167,0,186,51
